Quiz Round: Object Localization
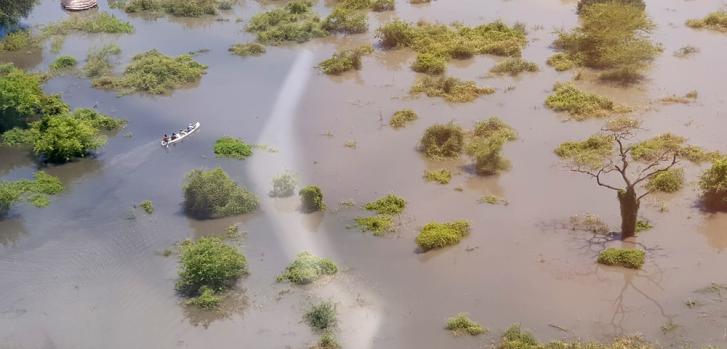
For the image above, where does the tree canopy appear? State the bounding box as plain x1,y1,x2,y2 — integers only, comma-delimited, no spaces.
0,64,68,132
183,168,259,219
0,0,37,28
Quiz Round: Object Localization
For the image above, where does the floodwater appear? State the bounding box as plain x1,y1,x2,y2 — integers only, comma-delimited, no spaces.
1,0,727,348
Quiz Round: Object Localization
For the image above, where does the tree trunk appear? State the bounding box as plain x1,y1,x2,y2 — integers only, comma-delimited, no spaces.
617,187,639,239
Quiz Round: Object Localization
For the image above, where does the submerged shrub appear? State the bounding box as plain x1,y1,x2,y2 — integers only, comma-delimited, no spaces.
674,45,699,58
1,127,34,146
270,171,297,197
646,168,684,193
699,158,727,209
389,109,417,128
420,123,465,158
412,53,447,74
547,53,577,71
597,247,645,269
43,12,134,36
70,108,126,130
545,83,623,120
229,43,266,57
446,313,486,336
354,214,394,235
0,171,64,215
316,331,341,349
687,11,727,32
424,169,451,184
50,55,77,72
636,219,652,233
277,251,338,284
576,0,645,14
83,44,122,79
415,221,470,251
323,7,367,34
176,237,247,296
305,301,337,331
364,194,406,215
371,0,394,11
183,168,259,219
184,286,221,309
247,1,328,44
466,117,517,175
490,57,539,75
106,50,208,95
32,113,105,162
0,64,69,132
123,0,221,17
501,324,538,349
214,137,253,160
411,76,494,103
299,185,325,212
318,45,373,75
0,30,37,52
139,200,154,214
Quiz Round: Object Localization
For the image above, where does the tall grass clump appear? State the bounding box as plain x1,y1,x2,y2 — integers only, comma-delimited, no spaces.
552,2,660,83
354,194,406,235
323,7,368,34
247,1,328,44
0,171,64,215
371,0,394,11
214,137,253,160
100,50,207,95
270,171,297,197
364,194,406,215
121,0,223,17
415,221,470,251
315,331,341,349
424,169,451,184
176,237,246,307
420,122,464,158
305,301,337,331
545,83,624,120
0,30,37,52
699,158,727,210
466,117,517,175
547,53,576,71
183,167,258,219
411,76,494,103
687,11,727,32
299,185,325,212
389,109,417,128
277,251,338,284
576,0,644,14
597,247,645,269
50,55,77,72
490,57,538,75
229,43,266,57
412,52,446,74
83,44,121,79
446,313,486,336
43,12,134,36
318,45,373,75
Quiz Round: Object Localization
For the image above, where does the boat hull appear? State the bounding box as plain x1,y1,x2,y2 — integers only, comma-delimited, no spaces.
161,122,200,147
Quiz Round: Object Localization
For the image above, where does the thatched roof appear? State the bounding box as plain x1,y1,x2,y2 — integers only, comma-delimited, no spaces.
61,0,98,11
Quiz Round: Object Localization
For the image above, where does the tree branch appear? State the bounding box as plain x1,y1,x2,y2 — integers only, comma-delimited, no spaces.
633,153,679,186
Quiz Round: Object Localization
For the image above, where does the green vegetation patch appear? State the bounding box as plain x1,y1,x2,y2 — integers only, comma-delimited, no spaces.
0,30,38,52
597,247,645,269
323,7,367,34
490,57,539,75
412,52,446,74
176,237,246,304
547,52,576,71
389,109,417,128
371,0,394,11
636,219,652,233
420,122,465,159
139,200,154,214
270,171,296,197
699,158,727,209
466,117,517,175
118,0,225,17
99,50,208,95
0,63,69,133
214,137,253,160
299,185,325,212
446,313,486,336
247,1,328,44
424,169,451,184
646,168,684,193
687,11,727,32
545,83,624,120
318,45,373,75
229,43,266,57
50,55,77,72
1,127,33,146
411,76,495,103
0,171,64,215
184,286,221,309
314,331,341,349
555,135,614,169
354,194,406,235
499,323,654,349
363,194,406,215
83,44,121,80
415,220,470,251
183,167,259,219
32,113,105,162
354,214,394,235
277,251,338,285
305,301,337,331
43,12,134,36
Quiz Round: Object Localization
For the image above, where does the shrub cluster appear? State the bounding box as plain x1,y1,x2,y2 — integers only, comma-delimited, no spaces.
371,0,394,11
576,0,644,14
299,185,325,212
355,194,406,235
277,251,338,284
43,12,134,36
545,83,624,120
270,171,297,197
214,137,253,160
50,55,77,72
415,221,470,251
318,45,373,75
0,64,68,133
389,109,417,128
121,0,223,17
490,57,539,75
699,158,727,210
499,323,654,349
183,168,259,219
687,11,727,32
0,30,37,52
363,194,406,215
0,171,64,215
354,214,394,235
424,169,451,184
546,53,577,72
466,117,517,175
83,44,122,79
139,200,154,214
597,247,645,269
247,1,328,44
446,313,486,336
315,331,341,349
176,238,246,308
323,7,368,34
420,123,465,158
229,43,266,57
305,301,337,331
411,76,494,103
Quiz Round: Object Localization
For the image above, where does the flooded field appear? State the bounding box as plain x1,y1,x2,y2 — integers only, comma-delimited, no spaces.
1,0,727,348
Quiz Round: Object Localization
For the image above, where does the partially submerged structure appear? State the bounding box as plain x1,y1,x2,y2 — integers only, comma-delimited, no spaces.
61,0,98,11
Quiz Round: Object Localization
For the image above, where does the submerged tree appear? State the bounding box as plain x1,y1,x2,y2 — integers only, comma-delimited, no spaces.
0,0,37,28
555,118,713,239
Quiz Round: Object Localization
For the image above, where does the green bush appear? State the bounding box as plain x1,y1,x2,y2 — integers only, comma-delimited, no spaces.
0,171,64,215
646,168,684,193
299,185,325,212
354,214,393,235
247,1,328,44
411,76,495,103
270,171,297,197
490,58,538,75
183,167,259,219
277,251,338,284
31,113,105,162
106,50,208,95
446,313,486,336
545,83,622,120
184,286,221,309
501,324,538,349
318,45,373,75
547,53,577,71
0,30,37,52
687,11,727,32
420,123,465,158
412,53,446,74
699,158,727,209
0,64,69,132
214,137,253,160
50,55,77,72
176,237,247,296
1,127,34,146
466,117,517,175
371,0,394,11
43,12,134,36
424,169,451,184
597,247,645,269
415,221,470,251
375,20,415,48
229,43,266,57
389,109,417,128
363,194,406,215
139,200,154,214
305,301,337,331
323,7,368,34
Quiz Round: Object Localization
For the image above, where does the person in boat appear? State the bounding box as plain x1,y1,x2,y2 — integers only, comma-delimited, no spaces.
187,123,194,132
171,132,177,140
162,134,169,143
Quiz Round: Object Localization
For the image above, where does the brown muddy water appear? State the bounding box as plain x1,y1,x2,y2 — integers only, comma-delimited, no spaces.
2,0,727,348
